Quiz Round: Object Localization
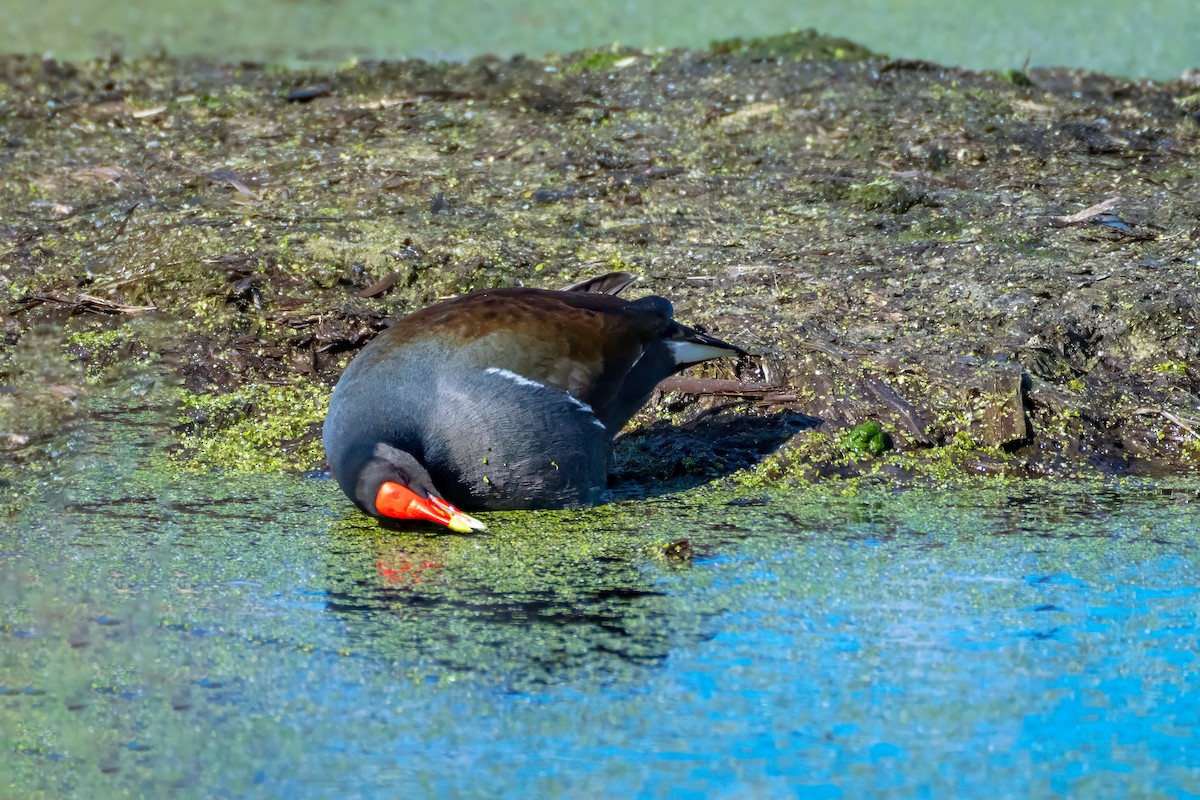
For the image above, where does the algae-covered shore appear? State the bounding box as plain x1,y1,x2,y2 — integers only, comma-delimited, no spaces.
1,31,1198,495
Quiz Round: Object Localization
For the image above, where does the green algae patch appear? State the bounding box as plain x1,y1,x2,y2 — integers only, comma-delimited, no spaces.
177,382,330,472
843,420,891,456
732,425,1038,491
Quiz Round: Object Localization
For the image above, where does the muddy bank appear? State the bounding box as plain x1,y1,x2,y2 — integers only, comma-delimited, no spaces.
1,32,1198,490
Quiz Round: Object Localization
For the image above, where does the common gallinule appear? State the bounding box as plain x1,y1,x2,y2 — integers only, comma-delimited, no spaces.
322,272,744,530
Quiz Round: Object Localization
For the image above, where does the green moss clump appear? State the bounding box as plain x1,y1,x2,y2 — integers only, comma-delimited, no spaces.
843,421,891,457
847,179,922,214
564,46,639,74
1002,68,1033,87
710,30,877,62
1175,93,1200,112
177,383,331,472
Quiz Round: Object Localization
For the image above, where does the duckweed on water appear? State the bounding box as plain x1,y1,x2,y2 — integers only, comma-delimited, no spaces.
4,377,1200,796
177,383,330,471
5,436,1200,797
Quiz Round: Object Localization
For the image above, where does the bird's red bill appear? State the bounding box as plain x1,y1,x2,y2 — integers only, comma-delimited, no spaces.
375,482,487,532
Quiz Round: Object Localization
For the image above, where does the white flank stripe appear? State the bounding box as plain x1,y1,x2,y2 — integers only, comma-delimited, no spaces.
566,395,607,429
485,366,545,389
485,367,606,429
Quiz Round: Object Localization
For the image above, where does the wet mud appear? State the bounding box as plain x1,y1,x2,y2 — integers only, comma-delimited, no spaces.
2,31,1198,490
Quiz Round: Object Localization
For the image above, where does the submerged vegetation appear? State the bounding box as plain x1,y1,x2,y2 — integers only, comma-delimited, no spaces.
1,31,1198,493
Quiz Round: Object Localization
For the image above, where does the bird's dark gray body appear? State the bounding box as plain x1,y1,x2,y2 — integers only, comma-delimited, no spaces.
324,339,612,510
322,276,743,516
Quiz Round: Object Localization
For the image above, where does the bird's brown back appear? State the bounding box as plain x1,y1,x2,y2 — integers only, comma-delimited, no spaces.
368,288,672,407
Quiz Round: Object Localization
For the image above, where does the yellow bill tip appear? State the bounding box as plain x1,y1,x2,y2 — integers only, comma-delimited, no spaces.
447,511,487,533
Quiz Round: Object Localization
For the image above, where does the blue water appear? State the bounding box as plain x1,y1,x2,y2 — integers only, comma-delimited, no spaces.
2,388,1199,797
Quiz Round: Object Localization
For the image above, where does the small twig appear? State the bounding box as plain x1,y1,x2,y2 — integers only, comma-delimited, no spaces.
756,393,798,405
105,202,140,244
1133,407,1200,440
1050,196,1124,227
357,271,402,298
22,292,156,315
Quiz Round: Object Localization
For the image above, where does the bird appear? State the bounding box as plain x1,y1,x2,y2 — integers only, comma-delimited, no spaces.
322,272,744,531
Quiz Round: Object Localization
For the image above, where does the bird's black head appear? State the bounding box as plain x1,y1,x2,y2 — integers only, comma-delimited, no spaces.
339,442,486,532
